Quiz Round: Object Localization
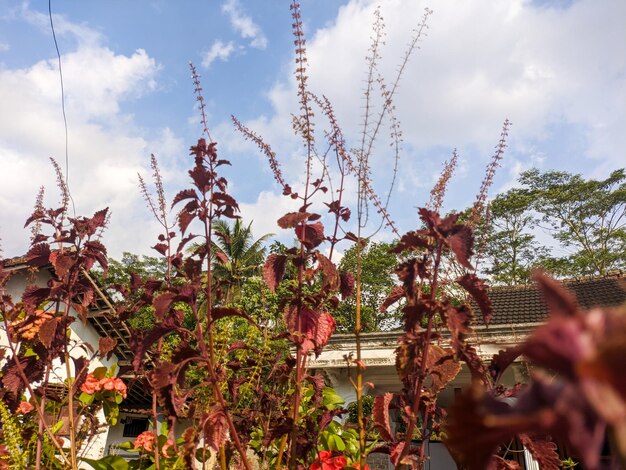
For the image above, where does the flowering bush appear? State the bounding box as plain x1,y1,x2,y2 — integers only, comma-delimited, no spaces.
77,366,127,426
80,372,127,398
134,431,157,453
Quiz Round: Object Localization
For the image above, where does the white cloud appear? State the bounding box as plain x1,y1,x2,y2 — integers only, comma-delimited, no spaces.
202,40,236,69
222,0,268,49
0,9,171,259
231,0,624,229
0,42,9,52
22,7,103,47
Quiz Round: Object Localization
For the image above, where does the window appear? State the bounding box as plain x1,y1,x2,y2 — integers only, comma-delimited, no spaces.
122,418,149,438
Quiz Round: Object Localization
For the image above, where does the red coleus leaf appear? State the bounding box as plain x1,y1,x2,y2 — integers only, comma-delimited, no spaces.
277,211,310,229
177,210,195,235
489,346,523,385
295,222,325,248
390,230,430,253
24,209,47,229
425,345,462,394
521,317,592,380
446,379,607,470
99,337,118,361
211,191,238,209
88,208,109,235
211,306,256,326
284,306,336,357
38,317,59,349
203,410,229,452
487,456,521,470
390,441,409,467
132,317,180,372
443,305,473,348
380,285,404,313
49,251,74,278
316,252,339,291
518,434,560,470
444,384,534,470
457,273,493,325
533,271,579,318
445,224,474,270
339,271,355,299
153,242,169,256
189,164,211,190
21,286,50,312
84,240,108,273
373,393,395,441
262,254,287,293
171,189,198,208
153,292,177,320
26,243,51,268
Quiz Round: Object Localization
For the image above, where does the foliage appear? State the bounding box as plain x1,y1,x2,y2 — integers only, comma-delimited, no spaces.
336,241,399,332
483,189,550,285
96,252,167,330
209,219,273,304
519,168,626,276
2,2,626,470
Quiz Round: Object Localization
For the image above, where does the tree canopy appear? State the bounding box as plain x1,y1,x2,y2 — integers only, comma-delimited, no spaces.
335,240,399,332
483,168,626,283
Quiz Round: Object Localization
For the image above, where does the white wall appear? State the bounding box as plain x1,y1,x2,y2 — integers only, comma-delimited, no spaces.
0,267,118,459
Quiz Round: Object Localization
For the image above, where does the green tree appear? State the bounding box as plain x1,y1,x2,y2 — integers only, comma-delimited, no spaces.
211,219,273,303
336,241,399,332
519,168,626,276
483,189,549,285
97,252,167,330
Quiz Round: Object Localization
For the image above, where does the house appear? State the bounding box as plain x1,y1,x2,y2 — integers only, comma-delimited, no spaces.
0,255,154,461
308,272,626,469
3,253,624,468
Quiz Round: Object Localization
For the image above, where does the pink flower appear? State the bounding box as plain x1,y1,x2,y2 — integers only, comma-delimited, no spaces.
81,373,101,395
101,378,115,391
113,378,127,398
134,431,157,453
17,401,34,414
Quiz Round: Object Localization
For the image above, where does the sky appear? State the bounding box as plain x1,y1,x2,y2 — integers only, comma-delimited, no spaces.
0,0,624,261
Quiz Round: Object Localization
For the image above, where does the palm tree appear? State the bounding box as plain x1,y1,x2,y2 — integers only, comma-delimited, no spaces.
210,219,273,303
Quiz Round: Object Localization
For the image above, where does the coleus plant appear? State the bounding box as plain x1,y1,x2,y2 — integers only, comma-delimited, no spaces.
0,167,120,469
445,271,626,470
374,204,626,469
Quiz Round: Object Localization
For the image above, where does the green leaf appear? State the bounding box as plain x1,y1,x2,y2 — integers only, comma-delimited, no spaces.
328,434,345,452
79,392,94,405
50,419,64,434
322,387,345,409
92,366,108,380
81,455,130,470
23,347,39,358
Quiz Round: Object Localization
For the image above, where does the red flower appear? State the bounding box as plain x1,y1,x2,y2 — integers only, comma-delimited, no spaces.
311,451,348,470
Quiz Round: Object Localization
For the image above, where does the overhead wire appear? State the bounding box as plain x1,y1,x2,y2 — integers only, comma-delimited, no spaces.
48,0,76,216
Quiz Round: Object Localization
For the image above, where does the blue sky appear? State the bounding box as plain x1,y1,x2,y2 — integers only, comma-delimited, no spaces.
0,0,624,260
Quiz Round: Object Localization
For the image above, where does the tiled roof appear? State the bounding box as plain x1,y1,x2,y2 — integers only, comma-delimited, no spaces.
475,272,626,326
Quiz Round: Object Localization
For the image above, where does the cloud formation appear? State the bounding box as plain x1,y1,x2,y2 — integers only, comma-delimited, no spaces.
222,0,268,49
202,40,237,69
0,8,168,258
233,0,623,215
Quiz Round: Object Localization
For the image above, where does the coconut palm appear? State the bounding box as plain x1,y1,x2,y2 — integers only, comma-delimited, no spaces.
210,219,273,303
